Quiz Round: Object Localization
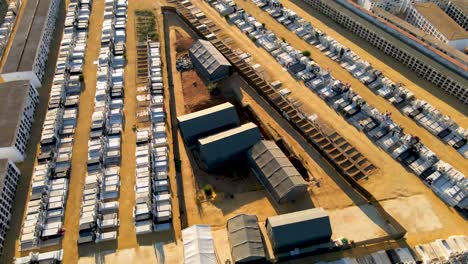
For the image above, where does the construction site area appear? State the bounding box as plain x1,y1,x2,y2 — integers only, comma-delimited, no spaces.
0,0,465,263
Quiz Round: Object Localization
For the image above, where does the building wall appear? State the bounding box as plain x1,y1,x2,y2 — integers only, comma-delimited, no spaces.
301,0,467,104
0,160,20,254
33,0,60,84
405,5,449,43
445,2,468,30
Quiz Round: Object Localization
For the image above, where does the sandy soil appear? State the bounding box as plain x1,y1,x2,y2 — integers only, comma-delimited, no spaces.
77,243,182,264
174,0,468,248
180,70,225,113
60,0,105,262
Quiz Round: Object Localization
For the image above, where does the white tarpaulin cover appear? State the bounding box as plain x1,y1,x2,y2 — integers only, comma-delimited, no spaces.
182,225,216,264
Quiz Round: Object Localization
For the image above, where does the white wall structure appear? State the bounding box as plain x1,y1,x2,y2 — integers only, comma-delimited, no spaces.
1,0,60,88
301,0,468,104
445,0,468,30
406,2,468,50
0,81,39,162
0,159,20,255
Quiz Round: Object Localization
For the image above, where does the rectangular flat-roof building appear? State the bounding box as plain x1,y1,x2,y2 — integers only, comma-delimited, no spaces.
198,122,262,170
406,2,468,50
1,0,61,87
249,141,308,204
0,81,39,162
177,102,239,145
0,159,20,255
265,208,332,253
189,39,232,82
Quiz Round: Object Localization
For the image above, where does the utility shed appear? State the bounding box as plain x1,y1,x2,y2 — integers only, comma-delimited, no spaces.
249,141,308,204
182,225,216,264
198,123,262,170
189,39,231,82
265,208,332,253
227,214,267,264
177,102,239,145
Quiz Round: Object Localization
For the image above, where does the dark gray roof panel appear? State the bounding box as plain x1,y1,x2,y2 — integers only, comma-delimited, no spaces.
249,141,308,203
266,208,332,253
177,103,239,145
198,123,262,169
227,214,266,263
189,39,231,74
0,81,31,147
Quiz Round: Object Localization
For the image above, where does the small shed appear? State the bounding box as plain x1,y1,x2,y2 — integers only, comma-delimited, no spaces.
189,39,231,82
198,122,262,170
227,214,267,263
265,208,332,253
177,102,239,145
182,225,216,264
248,141,308,204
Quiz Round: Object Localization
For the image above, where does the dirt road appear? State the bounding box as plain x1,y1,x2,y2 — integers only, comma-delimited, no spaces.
116,0,138,249
60,0,105,262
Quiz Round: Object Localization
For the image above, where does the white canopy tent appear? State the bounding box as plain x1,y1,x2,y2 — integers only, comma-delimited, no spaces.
182,225,217,264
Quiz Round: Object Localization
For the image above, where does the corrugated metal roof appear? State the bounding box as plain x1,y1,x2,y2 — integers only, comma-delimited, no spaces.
249,141,308,203
189,39,231,74
227,214,266,263
182,225,216,264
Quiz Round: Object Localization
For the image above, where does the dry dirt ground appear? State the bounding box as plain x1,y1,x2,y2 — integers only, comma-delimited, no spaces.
166,7,391,248
169,0,467,250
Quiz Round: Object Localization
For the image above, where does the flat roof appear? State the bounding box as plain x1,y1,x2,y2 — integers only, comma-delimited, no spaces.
450,0,468,14
267,208,329,228
177,102,235,122
413,2,468,41
2,0,52,74
198,122,258,145
0,81,31,148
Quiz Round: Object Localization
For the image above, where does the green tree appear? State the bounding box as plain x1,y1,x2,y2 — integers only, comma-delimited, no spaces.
302,50,311,57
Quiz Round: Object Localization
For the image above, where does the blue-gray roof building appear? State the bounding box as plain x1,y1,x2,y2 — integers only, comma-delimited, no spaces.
249,141,308,204
177,102,239,145
266,208,332,254
198,122,262,170
189,39,231,82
